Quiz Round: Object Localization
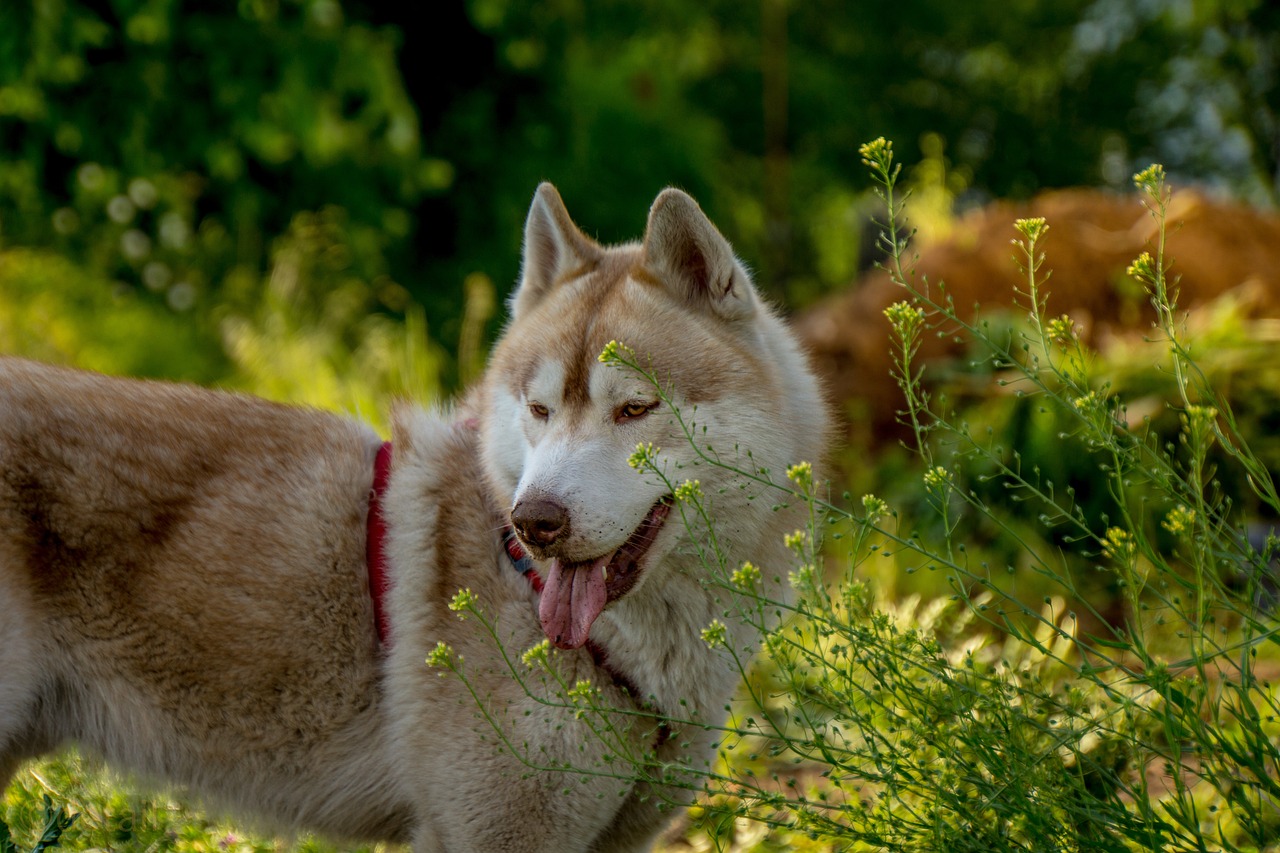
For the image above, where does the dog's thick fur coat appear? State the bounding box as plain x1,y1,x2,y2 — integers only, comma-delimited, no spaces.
0,185,827,852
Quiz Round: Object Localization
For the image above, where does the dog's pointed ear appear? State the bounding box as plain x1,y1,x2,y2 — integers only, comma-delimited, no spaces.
512,183,601,320
642,188,756,321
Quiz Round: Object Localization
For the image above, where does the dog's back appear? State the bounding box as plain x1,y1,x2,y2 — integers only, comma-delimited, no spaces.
0,357,410,839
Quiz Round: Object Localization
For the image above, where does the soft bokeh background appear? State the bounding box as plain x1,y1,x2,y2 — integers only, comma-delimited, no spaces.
4,1,1280,850
2,0,1276,405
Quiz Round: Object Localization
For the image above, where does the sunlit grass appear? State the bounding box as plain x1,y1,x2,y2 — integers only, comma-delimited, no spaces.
3,753,388,853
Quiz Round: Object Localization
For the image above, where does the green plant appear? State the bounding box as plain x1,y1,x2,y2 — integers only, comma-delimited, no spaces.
2,752,381,852
1,795,76,853
217,205,444,432
434,141,1280,853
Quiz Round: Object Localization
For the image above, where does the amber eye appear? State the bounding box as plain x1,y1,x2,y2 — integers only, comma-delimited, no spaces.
529,402,550,420
617,400,658,422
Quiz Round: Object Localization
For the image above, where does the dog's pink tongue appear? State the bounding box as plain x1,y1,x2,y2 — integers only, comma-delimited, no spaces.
539,557,609,650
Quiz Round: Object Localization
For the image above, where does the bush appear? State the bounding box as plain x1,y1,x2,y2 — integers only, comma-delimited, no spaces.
439,142,1280,852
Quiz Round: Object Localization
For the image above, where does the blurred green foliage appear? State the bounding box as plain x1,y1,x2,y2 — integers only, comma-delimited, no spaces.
2,752,376,853
0,0,446,413
0,245,225,380
0,0,429,292
2,0,1277,385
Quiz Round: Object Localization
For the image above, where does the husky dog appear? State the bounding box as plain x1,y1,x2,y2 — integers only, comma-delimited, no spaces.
0,185,828,852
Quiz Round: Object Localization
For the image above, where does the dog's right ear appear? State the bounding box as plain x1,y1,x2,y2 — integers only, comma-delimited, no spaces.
642,188,756,322
512,183,602,321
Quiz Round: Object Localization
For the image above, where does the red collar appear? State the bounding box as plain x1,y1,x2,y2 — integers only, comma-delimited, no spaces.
502,527,543,592
366,443,532,650
366,441,394,646
365,445,546,649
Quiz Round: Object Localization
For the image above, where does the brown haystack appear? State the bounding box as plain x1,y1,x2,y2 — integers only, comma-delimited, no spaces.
795,189,1280,443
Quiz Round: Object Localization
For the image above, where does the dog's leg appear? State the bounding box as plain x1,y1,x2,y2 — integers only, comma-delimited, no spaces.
409,825,447,853
0,566,45,794
395,703,641,853
585,788,673,853
585,801,665,853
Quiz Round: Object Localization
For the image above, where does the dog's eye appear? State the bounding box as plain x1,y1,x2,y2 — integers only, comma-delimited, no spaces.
529,402,550,420
616,400,658,422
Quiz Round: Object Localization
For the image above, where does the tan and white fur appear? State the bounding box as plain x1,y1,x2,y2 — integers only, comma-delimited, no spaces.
0,184,828,852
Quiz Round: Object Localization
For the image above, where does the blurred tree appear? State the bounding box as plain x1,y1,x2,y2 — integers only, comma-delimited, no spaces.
428,0,1277,305
1,0,1276,383
1079,0,1279,205
0,0,433,319
0,244,227,380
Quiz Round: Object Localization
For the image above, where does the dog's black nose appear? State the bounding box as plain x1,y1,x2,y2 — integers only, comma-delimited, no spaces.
511,496,570,549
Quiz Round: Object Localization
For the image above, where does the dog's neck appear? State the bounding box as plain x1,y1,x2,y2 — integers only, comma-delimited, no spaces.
500,529,666,717
366,443,672,735
589,562,749,723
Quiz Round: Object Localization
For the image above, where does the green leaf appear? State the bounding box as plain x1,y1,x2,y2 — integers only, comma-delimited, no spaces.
1,817,19,853
32,796,77,853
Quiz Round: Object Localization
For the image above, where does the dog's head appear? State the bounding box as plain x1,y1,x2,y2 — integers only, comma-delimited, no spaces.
480,184,825,650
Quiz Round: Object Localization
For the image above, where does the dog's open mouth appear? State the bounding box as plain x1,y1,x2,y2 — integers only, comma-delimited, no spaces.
538,496,672,650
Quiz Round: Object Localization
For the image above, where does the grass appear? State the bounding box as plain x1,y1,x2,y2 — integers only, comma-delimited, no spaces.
2,753,386,853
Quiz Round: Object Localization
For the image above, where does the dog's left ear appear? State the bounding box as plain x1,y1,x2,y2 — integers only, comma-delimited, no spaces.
513,183,602,320
642,188,756,321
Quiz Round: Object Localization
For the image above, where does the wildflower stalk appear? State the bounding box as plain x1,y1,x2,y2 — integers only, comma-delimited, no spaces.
865,140,940,467
427,143,1280,853
1012,216,1053,370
